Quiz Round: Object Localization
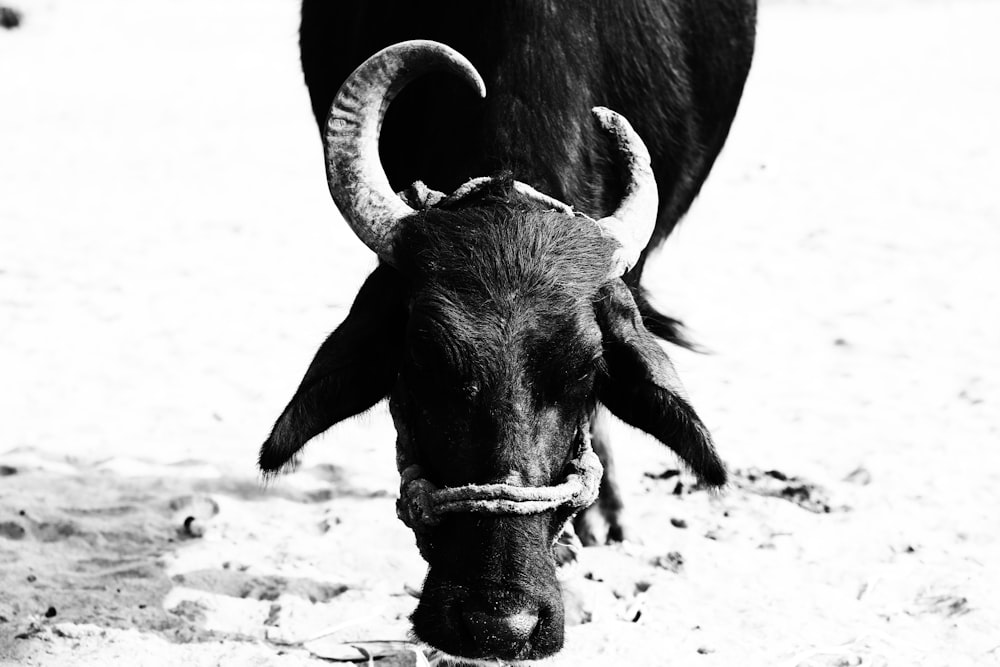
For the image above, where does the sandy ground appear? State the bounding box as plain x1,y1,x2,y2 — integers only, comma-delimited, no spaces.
1,0,998,665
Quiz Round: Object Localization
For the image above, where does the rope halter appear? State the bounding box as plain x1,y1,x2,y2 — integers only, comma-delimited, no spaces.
395,429,603,534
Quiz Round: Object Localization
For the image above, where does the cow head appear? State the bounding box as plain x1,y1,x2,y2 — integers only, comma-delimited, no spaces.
259,40,725,663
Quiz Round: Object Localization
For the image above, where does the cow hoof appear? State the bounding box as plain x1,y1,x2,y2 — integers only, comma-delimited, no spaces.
573,507,638,545
605,512,633,544
606,522,627,544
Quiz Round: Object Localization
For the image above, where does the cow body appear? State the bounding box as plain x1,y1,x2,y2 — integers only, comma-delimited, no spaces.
262,1,756,662
301,0,756,280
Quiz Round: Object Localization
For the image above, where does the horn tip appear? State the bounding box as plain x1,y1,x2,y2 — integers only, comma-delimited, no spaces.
591,106,635,141
591,106,652,167
413,38,487,99
591,106,618,127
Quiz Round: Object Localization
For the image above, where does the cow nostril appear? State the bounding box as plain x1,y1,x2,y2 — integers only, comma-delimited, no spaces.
462,610,539,654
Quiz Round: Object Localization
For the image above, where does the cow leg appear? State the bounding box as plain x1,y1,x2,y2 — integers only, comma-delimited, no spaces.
573,408,630,545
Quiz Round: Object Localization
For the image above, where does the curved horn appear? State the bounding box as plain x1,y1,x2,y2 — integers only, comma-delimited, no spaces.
591,107,659,277
325,40,487,263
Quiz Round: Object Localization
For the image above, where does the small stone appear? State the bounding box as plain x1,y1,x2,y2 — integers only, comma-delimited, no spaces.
45,607,57,618
644,469,680,480
844,466,872,486
303,639,368,661
0,465,17,476
264,603,281,627
26,574,36,583
0,7,22,30
651,551,684,573
670,518,688,529
697,646,714,655
180,516,204,539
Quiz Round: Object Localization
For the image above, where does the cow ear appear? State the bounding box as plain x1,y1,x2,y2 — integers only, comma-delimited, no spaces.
258,264,408,474
594,281,726,486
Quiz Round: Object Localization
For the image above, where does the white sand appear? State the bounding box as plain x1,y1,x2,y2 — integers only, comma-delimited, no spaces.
1,0,998,665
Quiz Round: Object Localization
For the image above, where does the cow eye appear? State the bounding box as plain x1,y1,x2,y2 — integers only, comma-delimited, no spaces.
409,329,463,373
534,359,596,405
573,362,599,391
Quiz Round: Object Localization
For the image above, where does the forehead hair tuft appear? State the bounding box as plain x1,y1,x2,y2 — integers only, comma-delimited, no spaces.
396,186,615,309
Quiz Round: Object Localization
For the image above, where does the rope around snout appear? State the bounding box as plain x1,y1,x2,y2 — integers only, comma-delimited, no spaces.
396,438,603,532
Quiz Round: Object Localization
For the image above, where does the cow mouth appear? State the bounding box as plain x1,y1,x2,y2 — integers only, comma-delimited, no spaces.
411,577,564,662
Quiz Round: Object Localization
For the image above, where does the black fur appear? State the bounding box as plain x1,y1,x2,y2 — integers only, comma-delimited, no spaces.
300,0,756,242
394,183,613,488
259,265,407,475
594,280,725,485
262,1,756,660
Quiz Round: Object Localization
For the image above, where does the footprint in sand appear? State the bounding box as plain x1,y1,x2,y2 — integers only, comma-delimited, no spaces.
9,512,82,542
33,520,81,542
0,521,26,540
172,569,348,603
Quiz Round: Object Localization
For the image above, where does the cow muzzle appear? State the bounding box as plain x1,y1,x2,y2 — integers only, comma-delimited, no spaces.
413,576,564,661
389,395,600,660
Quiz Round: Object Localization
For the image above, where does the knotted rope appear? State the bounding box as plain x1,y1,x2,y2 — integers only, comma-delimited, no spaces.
397,178,584,218
395,432,603,533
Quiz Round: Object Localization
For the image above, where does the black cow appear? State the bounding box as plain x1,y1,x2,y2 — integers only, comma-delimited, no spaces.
260,1,756,662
